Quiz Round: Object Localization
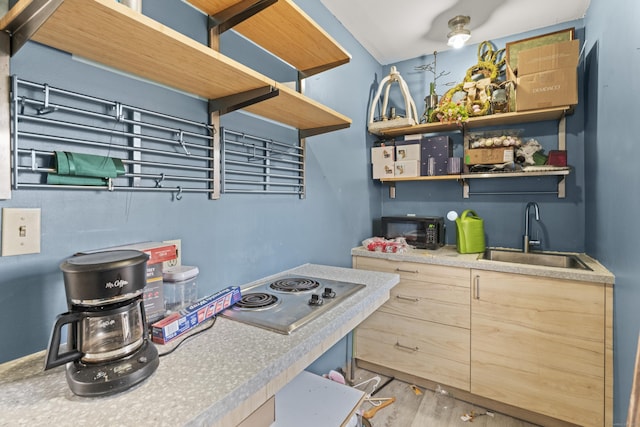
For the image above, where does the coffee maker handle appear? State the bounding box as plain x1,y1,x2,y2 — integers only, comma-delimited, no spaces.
44,311,84,370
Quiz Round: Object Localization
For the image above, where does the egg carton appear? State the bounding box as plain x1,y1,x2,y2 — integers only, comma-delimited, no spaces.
468,129,523,149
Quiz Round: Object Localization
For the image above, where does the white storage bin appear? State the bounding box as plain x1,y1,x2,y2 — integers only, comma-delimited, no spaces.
163,265,199,312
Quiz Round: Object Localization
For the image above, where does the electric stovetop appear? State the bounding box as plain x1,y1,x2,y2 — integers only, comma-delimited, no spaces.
220,275,365,334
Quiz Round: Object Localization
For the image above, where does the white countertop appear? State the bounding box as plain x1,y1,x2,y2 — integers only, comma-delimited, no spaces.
352,245,615,284
0,264,399,427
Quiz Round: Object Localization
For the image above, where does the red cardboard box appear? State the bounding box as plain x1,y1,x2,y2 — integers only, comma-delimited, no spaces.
79,241,177,264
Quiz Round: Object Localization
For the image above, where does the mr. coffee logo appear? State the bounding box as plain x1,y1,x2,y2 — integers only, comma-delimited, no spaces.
105,277,129,289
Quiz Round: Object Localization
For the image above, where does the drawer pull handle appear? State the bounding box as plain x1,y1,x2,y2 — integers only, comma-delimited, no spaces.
396,294,419,302
395,268,419,274
474,275,480,300
395,342,419,352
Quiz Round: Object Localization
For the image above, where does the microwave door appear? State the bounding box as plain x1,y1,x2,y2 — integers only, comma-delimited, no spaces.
387,221,426,248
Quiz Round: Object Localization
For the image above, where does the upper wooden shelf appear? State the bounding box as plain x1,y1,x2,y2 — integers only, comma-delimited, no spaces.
187,0,351,77
375,106,573,138
0,0,351,136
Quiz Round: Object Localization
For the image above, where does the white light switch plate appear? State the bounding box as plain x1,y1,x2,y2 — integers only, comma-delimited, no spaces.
2,208,41,256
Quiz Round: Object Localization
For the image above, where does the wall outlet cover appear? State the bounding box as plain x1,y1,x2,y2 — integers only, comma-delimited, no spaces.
163,239,181,269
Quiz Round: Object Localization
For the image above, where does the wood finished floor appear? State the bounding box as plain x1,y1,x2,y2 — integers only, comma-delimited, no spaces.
352,369,540,427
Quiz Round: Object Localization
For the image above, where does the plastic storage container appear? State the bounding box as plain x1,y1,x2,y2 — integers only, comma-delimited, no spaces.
162,265,199,312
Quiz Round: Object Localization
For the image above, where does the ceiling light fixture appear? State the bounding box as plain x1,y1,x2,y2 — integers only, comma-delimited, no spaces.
447,15,471,49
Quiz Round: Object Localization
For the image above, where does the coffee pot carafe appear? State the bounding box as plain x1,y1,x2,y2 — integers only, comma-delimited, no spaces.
44,250,159,397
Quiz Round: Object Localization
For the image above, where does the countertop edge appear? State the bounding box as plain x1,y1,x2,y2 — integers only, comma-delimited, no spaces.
351,246,615,284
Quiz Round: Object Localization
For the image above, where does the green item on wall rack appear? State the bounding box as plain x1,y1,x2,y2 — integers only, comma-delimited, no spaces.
47,151,125,186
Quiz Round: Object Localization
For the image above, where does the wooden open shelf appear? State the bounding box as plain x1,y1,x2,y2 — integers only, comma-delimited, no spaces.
374,105,573,198
0,0,351,136
375,106,573,138
379,168,570,183
380,174,461,183
187,0,351,77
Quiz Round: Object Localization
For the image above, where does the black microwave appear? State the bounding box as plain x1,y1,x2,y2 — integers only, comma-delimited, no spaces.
381,216,445,249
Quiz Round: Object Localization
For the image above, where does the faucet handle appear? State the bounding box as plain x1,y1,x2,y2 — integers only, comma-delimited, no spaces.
529,231,541,248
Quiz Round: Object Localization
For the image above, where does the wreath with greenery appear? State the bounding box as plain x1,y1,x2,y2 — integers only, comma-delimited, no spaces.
429,100,469,125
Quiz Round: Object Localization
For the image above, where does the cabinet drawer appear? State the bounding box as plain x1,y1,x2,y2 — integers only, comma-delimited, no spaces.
353,256,469,288
356,311,470,391
380,278,470,328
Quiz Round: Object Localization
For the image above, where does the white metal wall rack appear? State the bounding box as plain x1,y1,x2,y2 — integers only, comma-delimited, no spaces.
221,127,304,197
0,0,353,200
11,76,217,199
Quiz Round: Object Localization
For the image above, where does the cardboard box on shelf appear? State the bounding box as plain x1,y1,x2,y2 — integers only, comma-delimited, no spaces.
516,69,578,111
515,39,579,111
371,146,394,163
420,136,453,176
517,39,579,75
464,147,514,165
372,162,394,179
372,146,395,179
394,160,420,177
394,142,420,161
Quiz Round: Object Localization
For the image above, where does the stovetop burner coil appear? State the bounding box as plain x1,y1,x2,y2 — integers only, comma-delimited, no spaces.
269,278,320,293
234,292,279,310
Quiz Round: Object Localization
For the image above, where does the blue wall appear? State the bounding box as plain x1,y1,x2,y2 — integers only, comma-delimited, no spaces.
1,0,636,424
379,23,586,253
584,0,640,424
0,0,381,364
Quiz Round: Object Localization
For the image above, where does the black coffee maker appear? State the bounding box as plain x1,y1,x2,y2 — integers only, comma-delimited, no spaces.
44,250,159,397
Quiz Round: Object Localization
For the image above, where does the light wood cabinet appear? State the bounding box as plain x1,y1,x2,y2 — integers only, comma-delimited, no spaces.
353,256,471,391
470,269,610,427
353,255,613,427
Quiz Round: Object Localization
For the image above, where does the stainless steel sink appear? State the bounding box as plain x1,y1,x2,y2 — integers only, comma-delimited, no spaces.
480,249,592,270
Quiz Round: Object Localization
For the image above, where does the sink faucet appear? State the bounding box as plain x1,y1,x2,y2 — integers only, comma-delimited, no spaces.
523,202,541,253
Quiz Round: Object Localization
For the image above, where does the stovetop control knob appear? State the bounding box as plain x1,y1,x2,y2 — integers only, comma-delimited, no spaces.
322,287,336,298
309,294,324,306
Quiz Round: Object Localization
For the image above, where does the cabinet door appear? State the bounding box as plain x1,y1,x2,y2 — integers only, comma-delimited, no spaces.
470,270,605,427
